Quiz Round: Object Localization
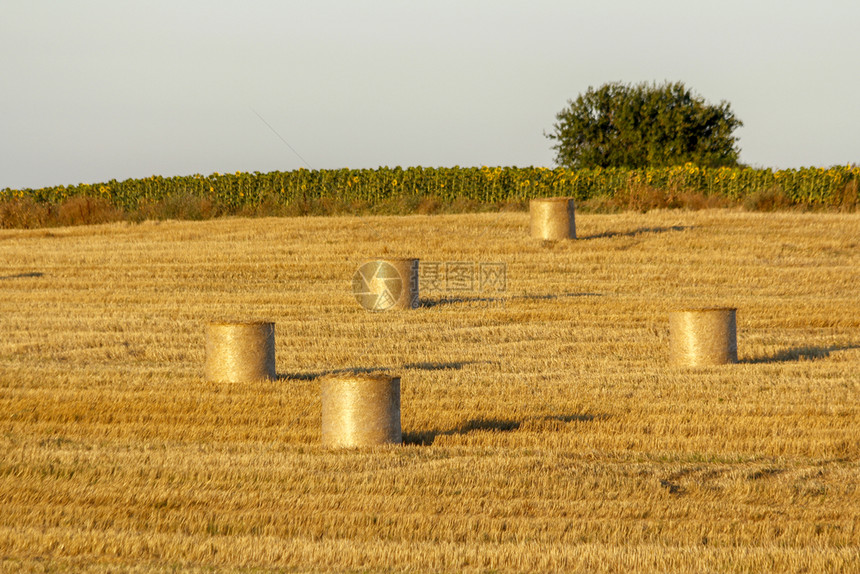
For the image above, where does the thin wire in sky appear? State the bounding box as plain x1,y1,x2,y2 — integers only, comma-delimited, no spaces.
250,107,314,170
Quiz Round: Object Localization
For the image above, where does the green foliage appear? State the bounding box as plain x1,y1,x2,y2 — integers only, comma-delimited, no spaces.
1,164,858,227
547,81,743,169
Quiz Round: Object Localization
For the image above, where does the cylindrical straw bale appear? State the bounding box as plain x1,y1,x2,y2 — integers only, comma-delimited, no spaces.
530,197,576,240
352,258,419,311
204,321,276,383
321,373,402,448
669,308,738,366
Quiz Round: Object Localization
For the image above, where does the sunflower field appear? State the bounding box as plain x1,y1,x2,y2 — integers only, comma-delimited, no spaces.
2,164,858,214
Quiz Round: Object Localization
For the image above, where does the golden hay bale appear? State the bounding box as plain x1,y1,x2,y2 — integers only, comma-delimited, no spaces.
669,308,738,366
352,258,419,311
321,373,402,448
204,321,276,383
530,197,576,240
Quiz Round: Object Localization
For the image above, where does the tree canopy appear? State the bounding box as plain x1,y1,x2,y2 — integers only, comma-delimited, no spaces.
546,81,743,169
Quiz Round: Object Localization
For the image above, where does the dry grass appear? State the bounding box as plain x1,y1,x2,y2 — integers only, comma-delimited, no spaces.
1,210,858,573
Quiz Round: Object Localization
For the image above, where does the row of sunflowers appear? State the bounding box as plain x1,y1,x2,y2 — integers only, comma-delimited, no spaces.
3,164,858,211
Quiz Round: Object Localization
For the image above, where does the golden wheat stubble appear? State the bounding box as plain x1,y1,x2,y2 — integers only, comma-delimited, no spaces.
529,197,576,240
320,373,402,447
204,321,276,383
669,308,738,366
1,212,859,572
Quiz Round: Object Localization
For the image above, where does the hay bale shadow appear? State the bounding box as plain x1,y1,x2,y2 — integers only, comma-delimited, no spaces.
279,361,479,381
744,344,859,364
402,361,480,371
404,412,607,446
0,272,44,280
404,418,521,446
419,292,601,308
583,225,691,240
418,296,504,308
516,292,602,300
551,413,605,423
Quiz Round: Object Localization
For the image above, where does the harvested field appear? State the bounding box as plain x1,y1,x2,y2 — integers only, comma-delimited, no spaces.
1,210,858,572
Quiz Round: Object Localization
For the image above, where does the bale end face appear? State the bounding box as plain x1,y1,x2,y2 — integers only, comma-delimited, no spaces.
530,198,576,240
204,321,276,383
669,308,738,366
321,373,402,447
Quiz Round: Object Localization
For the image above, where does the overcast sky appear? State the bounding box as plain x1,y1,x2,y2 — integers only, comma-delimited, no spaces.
2,1,858,190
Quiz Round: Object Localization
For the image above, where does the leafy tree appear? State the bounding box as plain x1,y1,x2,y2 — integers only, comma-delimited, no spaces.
547,81,743,169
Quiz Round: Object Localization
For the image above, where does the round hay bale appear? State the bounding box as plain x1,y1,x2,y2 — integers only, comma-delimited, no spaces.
530,197,576,240
352,258,419,311
321,373,402,448
204,321,276,383
669,308,738,366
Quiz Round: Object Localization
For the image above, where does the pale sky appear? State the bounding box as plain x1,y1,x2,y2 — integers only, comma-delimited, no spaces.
2,1,858,190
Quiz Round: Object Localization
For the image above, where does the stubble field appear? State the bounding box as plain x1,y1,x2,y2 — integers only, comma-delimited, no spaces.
1,209,858,572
